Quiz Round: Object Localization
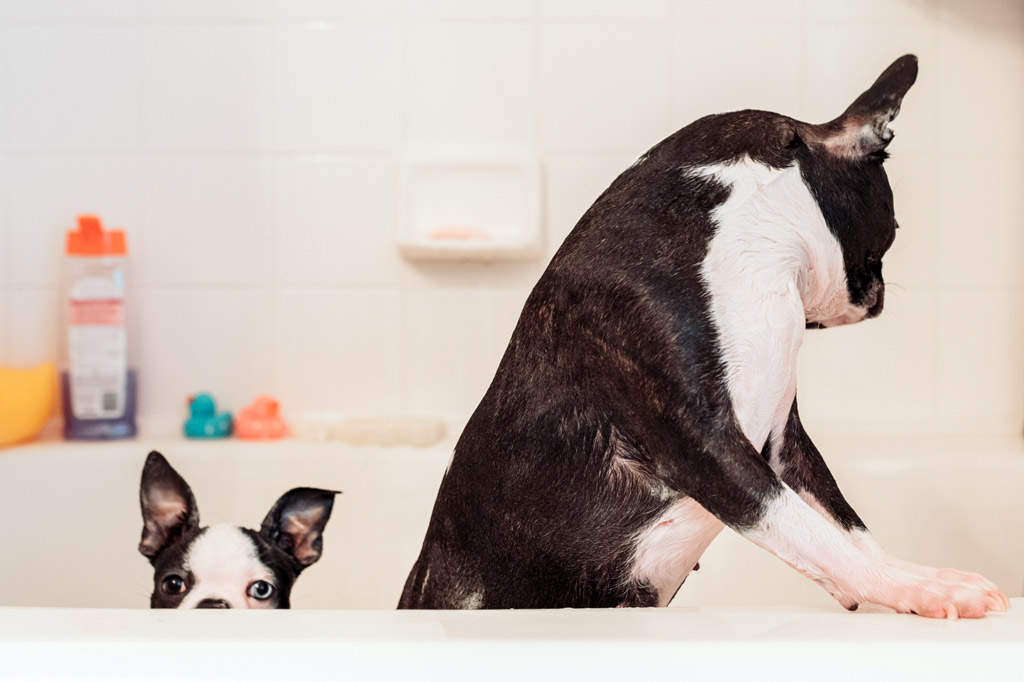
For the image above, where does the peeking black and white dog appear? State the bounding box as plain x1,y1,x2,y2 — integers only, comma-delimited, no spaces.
399,55,1010,618
139,451,337,609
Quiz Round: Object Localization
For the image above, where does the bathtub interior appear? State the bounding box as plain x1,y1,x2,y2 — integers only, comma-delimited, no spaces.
0,434,1022,610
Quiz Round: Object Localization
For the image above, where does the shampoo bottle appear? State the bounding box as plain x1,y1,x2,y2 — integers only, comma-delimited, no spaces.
60,215,137,440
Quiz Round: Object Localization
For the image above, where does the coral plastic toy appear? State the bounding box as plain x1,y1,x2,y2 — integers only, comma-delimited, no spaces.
235,395,288,440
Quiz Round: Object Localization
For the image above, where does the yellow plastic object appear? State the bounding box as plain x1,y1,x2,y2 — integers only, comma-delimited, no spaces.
0,362,57,446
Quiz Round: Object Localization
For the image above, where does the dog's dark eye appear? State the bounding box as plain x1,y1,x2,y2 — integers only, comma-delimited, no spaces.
162,575,186,595
248,580,274,601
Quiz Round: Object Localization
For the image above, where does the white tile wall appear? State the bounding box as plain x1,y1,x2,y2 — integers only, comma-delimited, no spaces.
672,0,801,20
540,0,668,20
6,0,139,21
797,287,937,427
5,288,58,368
936,158,1024,289
672,22,802,127
142,25,272,151
5,24,141,152
404,0,536,20
935,291,1024,433
272,0,403,20
0,290,7,364
275,288,403,416
273,24,402,152
879,153,937,287
140,157,275,285
275,156,402,286
141,0,271,21
0,157,7,301
404,285,493,418
540,23,672,154
6,156,141,285
0,0,1022,436
136,288,276,420
936,0,1024,154
807,0,937,24
406,24,535,147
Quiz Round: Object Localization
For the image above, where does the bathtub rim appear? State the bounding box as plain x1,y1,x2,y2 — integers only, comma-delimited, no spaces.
1,602,1022,681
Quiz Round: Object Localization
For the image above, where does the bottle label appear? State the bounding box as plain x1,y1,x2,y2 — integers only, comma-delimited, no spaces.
68,277,127,420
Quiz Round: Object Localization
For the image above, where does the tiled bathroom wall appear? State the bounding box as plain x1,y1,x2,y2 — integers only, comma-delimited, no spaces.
0,0,1022,436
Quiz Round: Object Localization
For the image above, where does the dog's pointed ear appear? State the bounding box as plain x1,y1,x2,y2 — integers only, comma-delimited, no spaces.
259,488,338,569
811,54,918,158
139,451,199,563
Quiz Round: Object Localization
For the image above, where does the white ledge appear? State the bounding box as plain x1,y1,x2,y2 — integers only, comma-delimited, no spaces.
2,601,1022,681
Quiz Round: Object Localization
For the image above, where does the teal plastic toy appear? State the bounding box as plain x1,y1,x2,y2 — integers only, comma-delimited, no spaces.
184,393,233,439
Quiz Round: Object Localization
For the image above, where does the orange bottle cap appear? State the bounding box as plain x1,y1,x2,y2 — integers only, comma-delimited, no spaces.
66,215,127,256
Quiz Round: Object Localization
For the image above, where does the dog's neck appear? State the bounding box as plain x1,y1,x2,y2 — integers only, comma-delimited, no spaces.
698,154,862,455
696,155,862,329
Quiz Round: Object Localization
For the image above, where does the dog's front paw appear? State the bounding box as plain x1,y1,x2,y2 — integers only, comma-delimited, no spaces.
872,574,1009,619
848,536,1010,617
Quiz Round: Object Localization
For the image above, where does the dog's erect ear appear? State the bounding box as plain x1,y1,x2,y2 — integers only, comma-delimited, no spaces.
810,54,918,158
259,488,339,569
139,451,199,562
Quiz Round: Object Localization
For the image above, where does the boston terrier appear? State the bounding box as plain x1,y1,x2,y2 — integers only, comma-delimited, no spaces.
139,451,337,609
399,55,1010,618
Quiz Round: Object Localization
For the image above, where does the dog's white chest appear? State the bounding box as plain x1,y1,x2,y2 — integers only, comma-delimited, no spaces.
697,158,850,454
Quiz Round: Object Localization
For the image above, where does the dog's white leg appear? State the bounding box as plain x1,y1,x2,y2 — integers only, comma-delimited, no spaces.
848,530,1009,608
744,485,1009,617
766,401,1010,615
702,263,1007,617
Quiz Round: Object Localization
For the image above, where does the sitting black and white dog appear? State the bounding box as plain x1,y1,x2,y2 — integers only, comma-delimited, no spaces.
399,55,1010,618
139,451,337,609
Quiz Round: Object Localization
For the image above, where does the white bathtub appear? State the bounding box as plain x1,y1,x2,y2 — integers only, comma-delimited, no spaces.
1,432,1023,610
1,433,1024,680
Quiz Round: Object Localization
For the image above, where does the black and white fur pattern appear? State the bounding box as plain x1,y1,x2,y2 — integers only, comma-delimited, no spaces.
139,451,337,609
399,55,1010,618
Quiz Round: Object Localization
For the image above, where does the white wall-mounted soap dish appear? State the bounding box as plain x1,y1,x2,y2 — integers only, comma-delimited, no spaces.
398,153,542,262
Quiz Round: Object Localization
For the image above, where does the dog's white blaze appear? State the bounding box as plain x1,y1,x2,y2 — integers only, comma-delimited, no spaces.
629,497,724,606
178,524,274,609
697,156,864,452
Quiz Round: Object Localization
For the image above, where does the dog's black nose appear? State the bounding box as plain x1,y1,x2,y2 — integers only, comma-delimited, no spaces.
866,283,885,318
195,598,231,609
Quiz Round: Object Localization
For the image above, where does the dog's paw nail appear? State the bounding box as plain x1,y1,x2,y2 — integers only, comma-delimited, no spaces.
847,603,859,612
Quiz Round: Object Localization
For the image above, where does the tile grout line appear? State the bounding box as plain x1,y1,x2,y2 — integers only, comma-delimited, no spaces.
397,9,411,414
930,3,942,421
0,13,7,360
268,12,282,397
